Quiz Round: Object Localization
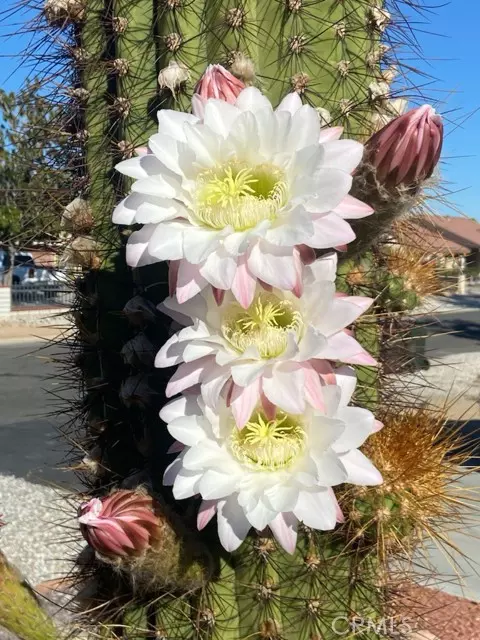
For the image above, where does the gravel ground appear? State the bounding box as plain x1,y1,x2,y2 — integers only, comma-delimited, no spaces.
395,351,480,418
0,475,83,587
397,584,480,640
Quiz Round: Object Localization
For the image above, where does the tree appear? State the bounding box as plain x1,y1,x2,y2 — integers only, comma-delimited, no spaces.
0,80,72,248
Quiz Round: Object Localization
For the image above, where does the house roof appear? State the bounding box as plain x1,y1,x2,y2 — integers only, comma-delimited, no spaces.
416,215,480,255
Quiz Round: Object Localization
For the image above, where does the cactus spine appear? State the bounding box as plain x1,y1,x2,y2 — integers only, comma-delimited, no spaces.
9,0,449,638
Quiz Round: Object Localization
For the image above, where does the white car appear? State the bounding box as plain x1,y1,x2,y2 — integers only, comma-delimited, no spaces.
0,250,67,286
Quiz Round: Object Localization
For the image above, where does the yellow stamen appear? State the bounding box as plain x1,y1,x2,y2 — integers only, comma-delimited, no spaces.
194,162,287,231
221,292,303,359
230,411,306,470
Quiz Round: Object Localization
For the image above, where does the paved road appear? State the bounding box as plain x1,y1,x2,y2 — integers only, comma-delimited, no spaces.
0,341,77,487
418,309,480,358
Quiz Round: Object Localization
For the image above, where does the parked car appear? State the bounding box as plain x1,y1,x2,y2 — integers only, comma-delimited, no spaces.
0,249,67,286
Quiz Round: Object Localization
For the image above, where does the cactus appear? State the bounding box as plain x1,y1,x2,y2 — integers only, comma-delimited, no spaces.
3,1,468,639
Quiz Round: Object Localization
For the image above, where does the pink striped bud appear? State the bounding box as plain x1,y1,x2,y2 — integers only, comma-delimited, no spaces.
365,105,443,188
194,64,245,106
78,491,160,558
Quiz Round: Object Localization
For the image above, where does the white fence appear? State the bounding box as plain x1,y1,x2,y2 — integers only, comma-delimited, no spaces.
11,283,74,308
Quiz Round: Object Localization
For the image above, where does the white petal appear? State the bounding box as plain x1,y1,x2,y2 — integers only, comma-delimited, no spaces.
126,225,158,267
247,241,297,290
288,104,321,152
160,395,201,423
235,87,273,113
231,361,266,387
335,365,357,408
296,325,328,361
320,332,377,366
149,133,194,176
217,496,251,552
315,296,373,336
157,109,198,141
155,333,186,368
203,99,241,137
201,366,231,409
321,385,342,417
303,169,353,214
184,123,221,168
340,450,383,486
168,416,207,447
266,209,313,246
113,193,144,225
293,490,337,530
183,227,220,264
182,440,229,472
276,92,302,115
135,199,187,224
199,470,241,500
244,498,276,531
311,450,347,486
332,407,376,452
183,341,218,363
176,260,208,303
173,468,201,499
131,175,178,199
322,139,364,173
304,253,337,285
309,415,345,452
199,248,237,289
265,484,299,512
262,363,305,414
303,281,335,323
307,214,356,249
116,154,165,179
166,356,213,397
148,221,185,260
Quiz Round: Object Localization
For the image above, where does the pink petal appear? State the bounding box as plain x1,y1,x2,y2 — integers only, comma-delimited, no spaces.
260,391,277,420
176,260,208,304
230,379,261,428
374,419,384,432
310,359,336,386
197,500,218,530
168,260,180,297
212,286,226,306
292,247,304,298
231,254,256,309
296,243,316,265
319,126,343,143
269,512,298,554
301,363,325,411
321,332,378,366
166,356,213,397
334,194,374,219
328,488,345,523
167,441,185,454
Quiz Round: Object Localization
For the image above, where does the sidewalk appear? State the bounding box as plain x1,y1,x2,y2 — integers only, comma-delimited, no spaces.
0,324,69,344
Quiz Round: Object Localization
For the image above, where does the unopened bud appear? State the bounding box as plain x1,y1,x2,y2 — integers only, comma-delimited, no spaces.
364,105,443,188
195,64,245,103
158,60,189,94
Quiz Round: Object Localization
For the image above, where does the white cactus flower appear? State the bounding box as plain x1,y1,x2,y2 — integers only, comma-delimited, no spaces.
113,87,373,305
162,369,382,553
155,253,375,426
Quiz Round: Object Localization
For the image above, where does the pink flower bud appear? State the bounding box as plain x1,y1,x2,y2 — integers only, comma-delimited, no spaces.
78,491,160,558
365,105,443,188
195,64,245,104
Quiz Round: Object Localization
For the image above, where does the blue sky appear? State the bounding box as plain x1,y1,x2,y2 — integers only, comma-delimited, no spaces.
1,1,478,220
